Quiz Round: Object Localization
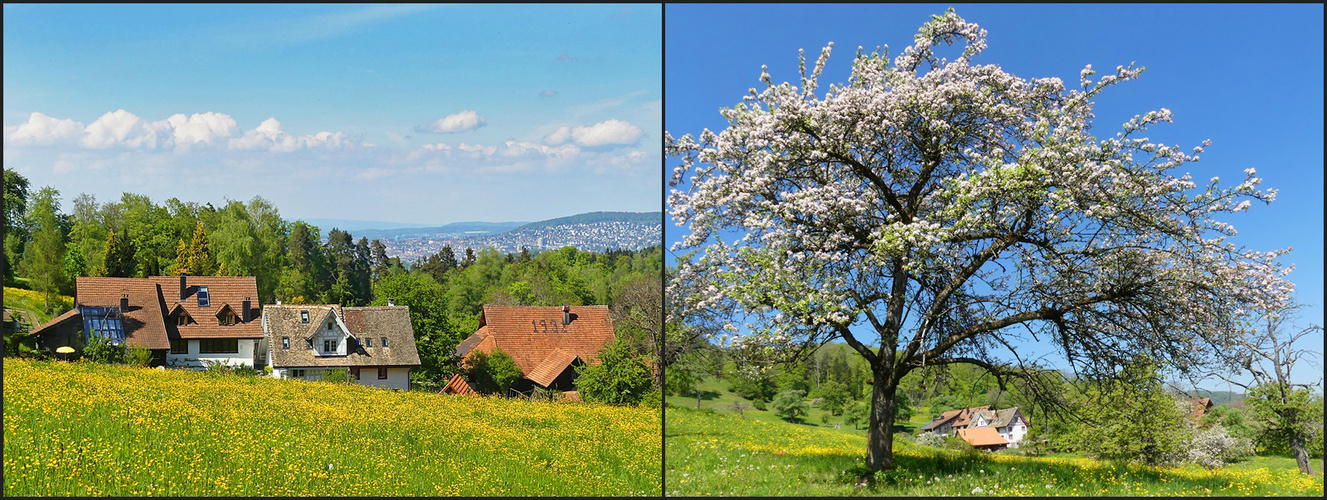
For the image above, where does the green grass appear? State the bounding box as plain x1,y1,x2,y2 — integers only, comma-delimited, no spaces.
3,286,73,327
4,359,661,496
665,404,1325,496
666,376,937,437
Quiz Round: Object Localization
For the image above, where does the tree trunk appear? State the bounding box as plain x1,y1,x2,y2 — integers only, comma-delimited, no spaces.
866,366,898,472
1291,432,1313,476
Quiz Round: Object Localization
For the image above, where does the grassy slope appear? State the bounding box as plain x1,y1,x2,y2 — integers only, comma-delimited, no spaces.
666,375,935,437
3,286,74,327
3,359,661,496
665,405,1324,497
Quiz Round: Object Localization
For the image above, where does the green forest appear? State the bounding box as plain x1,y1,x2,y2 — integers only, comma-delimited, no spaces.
2,170,662,390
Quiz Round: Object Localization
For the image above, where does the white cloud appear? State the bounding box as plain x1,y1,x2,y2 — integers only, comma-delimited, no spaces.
543,126,573,145
230,117,354,152
167,112,239,149
4,112,84,145
82,109,167,149
540,89,558,97
428,110,487,134
544,119,642,147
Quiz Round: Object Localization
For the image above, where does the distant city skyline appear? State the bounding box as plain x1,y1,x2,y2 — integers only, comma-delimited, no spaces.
3,4,662,224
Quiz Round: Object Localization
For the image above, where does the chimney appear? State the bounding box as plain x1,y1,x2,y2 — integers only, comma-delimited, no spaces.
179,271,187,300
242,296,251,322
120,293,129,312
388,298,395,307
562,304,571,326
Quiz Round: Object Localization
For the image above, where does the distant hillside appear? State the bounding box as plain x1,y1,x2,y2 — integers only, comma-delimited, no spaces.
513,211,660,232
300,218,437,232
354,221,529,241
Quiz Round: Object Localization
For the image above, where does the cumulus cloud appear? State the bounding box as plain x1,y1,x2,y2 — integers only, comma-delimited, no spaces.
81,109,171,149
4,112,85,145
230,117,350,152
168,112,239,149
427,110,487,134
542,119,642,147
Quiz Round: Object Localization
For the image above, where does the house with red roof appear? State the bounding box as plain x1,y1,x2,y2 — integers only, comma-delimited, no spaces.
920,405,1029,450
28,272,262,368
453,304,615,394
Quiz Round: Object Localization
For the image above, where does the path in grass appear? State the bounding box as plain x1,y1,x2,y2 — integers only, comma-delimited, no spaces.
3,359,661,496
665,405,1324,496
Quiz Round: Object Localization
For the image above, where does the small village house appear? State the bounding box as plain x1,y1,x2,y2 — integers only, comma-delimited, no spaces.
452,304,614,395
262,302,421,390
920,405,1030,449
28,273,263,368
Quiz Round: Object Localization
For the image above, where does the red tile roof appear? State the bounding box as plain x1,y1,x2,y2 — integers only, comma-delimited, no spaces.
441,373,477,396
957,426,1008,447
455,305,614,387
147,276,262,339
73,277,172,349
526,348,580,388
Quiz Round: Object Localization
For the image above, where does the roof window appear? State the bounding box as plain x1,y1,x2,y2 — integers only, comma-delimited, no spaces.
197,286,210,307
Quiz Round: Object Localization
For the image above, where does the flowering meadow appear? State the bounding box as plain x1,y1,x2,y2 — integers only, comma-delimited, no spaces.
2,359,661,496
665,406,1323,496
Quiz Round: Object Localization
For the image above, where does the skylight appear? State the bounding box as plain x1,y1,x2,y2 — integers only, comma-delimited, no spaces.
197,286,210,307
80,306,126,346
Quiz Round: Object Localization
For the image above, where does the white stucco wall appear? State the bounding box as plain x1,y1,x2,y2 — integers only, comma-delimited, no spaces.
272,366,409,390
166,338,257,369
354,367,410,390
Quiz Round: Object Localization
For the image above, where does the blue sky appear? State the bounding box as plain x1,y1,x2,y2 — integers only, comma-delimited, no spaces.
4,4,661,224
664,4,1324,388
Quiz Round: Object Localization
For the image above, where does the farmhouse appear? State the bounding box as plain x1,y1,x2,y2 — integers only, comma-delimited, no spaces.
921,405,1030,449
262,302,421,390
453,304,614,394
28,273,263,368
1188,397,1215,424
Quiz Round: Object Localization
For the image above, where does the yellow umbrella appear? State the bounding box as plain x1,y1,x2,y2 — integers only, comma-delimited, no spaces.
56,346,74,361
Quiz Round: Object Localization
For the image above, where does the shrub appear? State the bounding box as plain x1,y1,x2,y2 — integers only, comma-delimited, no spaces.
126,347,153,367
772,389,809,422
637,387,662,409
915,431,947,448
843,401,869,430
751,398,767,411
320,368,349,383
82,335,126,364
1187,424,1255,468
576,338,654,406
263,365,273,374
464,347,522,395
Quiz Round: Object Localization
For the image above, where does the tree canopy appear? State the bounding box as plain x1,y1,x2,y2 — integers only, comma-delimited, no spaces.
666,8,1292,472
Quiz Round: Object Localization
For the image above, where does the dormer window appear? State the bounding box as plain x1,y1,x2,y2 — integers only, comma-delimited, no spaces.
323,339,336,352
197,286,209,307
300,310,309,323
176,313,189,326
327,321,334,330
219,311,238,326
366,337,373,348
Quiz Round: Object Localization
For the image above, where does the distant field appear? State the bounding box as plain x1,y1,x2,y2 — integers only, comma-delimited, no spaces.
666,405,1324,496
666,375,934,437
3,286,73,327
3,359,661,496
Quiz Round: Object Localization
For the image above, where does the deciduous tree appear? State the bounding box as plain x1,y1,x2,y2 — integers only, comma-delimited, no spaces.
666,9,1289,472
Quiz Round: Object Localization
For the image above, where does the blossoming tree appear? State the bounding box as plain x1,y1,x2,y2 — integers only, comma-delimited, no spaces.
666,9,1291,472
